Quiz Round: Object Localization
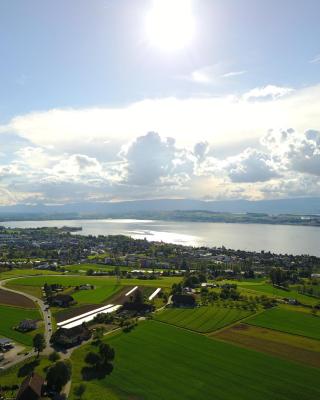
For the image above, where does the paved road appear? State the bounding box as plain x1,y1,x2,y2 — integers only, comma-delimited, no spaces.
0,276,54,369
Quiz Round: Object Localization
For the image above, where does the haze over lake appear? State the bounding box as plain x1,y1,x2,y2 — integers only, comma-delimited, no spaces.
4,219,320,256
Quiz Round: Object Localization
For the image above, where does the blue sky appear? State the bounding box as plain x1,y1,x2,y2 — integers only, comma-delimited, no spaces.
0,0,320,204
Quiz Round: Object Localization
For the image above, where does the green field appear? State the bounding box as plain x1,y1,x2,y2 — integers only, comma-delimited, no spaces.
155,305,253,333
69,321,320,400
0,305,41,346
0,268,61,280
247,306,320,340
6,275,181,304
238,282,319,306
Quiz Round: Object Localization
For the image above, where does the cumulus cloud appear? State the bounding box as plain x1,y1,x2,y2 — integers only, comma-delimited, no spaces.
120,132,195,186
262,129,320,176
225,148,279,183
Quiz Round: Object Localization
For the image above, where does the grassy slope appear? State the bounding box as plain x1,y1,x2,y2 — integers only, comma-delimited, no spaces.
247,307,320,340
0,305,41,346
70,321,320,400
154,306,253,333
238,282,318,306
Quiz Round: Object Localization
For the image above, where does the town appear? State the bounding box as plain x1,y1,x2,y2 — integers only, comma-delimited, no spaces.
0,226,319,399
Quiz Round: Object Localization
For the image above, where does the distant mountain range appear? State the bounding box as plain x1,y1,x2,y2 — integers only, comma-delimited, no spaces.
0,197,319,219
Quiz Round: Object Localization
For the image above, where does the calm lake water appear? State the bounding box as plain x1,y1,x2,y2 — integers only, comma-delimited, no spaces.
3,219,320,256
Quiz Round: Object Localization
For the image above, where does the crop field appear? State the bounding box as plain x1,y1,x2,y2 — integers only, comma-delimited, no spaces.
214,324,320,368
0,305,41,346
247,306,320,340
0,289,36,308
69,321,320,400
154,305,254,333
6,275,181,304
237,282,318,306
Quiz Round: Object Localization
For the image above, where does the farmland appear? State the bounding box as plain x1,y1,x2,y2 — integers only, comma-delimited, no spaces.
0,289,36,308
69,321,320,400
0,305,41,346
6,275,180,304
214,324,320,368
154,305,253,333
247,306,320,340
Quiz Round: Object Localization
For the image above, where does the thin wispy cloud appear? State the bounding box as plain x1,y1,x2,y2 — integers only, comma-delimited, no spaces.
222,70,247,78
309,54,320,64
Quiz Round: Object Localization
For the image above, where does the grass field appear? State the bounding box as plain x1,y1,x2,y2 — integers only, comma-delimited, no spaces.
214,324,320,368
69,321,320,400
0,305,41,346
6,275,181,304
237,282,319,306
155,305,253,333
0,268,61,280
247,306,320,340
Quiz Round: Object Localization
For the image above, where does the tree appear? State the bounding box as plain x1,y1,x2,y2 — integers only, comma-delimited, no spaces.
46,361,72,392
85,351,101,367
33,333,45,356
49,351,60,362
133,289,143,305
99,343,115,365
74,383,86,399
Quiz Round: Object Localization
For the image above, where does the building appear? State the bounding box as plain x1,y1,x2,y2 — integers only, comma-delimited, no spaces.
16,372,45,400
16,319,38,332
0,338,14,351
51,325,91,348
50,294,75,307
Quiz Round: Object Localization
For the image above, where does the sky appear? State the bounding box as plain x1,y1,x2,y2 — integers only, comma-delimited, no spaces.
0,0,320,205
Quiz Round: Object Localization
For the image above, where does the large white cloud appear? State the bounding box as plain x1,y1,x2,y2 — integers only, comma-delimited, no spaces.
2,84,320,153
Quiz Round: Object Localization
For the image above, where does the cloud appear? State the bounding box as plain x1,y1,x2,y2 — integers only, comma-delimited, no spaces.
243,85,294,101
188,65,217,84
221,70,246,78
225,148,279,183
262,129,320,176
310,54,320,64
2,84,320,155
120,132,195,186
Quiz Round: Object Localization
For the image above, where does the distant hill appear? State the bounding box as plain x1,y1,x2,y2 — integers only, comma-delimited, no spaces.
0,197,319,218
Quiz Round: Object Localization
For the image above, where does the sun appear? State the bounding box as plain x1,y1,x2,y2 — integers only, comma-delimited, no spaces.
145,0,196,52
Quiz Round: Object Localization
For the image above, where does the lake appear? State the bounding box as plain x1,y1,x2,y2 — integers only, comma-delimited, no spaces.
3,218,320,256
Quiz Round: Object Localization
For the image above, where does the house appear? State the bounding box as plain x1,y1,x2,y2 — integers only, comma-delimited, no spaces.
15,372,45,400
51,325,91,348
0,338,14,351
16,319,38,332
172,294,196,307
50,294,75,307
79,284,93,290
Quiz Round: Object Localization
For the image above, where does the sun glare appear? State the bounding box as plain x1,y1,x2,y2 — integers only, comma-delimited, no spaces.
145,0,195,52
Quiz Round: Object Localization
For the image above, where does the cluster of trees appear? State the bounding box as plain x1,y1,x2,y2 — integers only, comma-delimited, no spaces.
84,343,115,375
46,361,72,393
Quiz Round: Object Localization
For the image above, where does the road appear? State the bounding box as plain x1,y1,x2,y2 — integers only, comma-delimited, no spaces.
0,276,54,369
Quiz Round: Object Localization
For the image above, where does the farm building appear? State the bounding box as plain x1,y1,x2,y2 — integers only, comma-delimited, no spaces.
51,324,91,347
0,338,14,351
16,319,38,332
50,294,75,307
15,372,45,400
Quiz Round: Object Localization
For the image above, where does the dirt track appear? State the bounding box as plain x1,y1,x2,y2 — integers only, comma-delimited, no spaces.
0,288,36,308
